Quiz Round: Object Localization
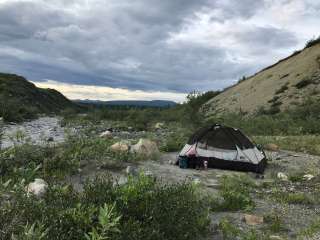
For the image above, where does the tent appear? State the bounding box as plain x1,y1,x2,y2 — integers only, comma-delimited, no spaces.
178,124,267,173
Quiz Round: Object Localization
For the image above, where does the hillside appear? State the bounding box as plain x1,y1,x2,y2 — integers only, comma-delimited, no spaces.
0,73,77,121
203,42,320,116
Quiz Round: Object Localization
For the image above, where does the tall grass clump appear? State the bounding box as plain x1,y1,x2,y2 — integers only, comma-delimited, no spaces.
211,175,255,211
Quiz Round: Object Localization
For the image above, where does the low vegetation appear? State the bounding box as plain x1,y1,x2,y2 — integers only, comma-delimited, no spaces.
207,98,320,137
253,135,320,155
0,130,210,240
0,132,147,183
211,175,255,211
0,174,210,240
295,77,314,89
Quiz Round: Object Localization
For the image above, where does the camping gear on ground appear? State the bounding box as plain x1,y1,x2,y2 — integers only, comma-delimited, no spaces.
178,124,267,173
178,156,188,169
204,160,208,170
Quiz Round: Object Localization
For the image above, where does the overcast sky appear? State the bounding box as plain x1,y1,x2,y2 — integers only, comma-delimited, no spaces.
0,0,319,102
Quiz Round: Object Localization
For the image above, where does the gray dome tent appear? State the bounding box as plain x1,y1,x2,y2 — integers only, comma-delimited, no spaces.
178,124,267,173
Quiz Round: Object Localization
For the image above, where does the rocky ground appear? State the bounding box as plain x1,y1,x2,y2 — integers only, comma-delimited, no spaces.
2,117,320,239
1,117,67,149
70,148,320,239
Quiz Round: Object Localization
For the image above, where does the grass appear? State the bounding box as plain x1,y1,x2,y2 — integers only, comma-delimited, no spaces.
217,218,275,240
253,135,320,155
211,175,255,212
298,218,320,238
263,211,286,233
0,132,148,183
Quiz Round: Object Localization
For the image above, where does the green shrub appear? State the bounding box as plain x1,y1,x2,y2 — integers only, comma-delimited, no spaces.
295,77,313,89
288,172,305,182
160,133,187,152
207,98,320,136
0,174,210,240
253,135,320,156
0,100,38,122
218,218,240,239
211,175,255,211
272,191,316,205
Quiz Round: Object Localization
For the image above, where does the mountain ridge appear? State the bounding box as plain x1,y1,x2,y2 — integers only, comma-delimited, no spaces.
0,73,78,121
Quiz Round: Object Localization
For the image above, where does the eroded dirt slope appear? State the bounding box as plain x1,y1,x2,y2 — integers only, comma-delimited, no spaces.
204,43,320,115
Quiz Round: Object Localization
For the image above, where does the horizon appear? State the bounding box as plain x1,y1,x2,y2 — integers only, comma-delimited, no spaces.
1,0,319,101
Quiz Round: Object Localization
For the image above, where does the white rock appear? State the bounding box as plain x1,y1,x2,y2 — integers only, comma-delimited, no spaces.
114,176,128,186
26,178,48,197
303,174,315,181
269,235,283,240
130,138,159,157
277,172,288,181
100,130,113,138
126,166,137,176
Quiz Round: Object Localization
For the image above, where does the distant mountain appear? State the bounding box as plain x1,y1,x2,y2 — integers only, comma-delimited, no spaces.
203,39,320,116
0,73,78,121
75,99,177,108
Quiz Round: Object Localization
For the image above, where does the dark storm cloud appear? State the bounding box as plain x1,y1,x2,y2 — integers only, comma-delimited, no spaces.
0,0,316,95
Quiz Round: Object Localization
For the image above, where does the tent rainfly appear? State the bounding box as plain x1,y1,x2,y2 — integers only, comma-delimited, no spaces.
178,124,267,173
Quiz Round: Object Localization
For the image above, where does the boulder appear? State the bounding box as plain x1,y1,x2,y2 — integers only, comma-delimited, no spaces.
100,130,113,138
126,166,138,176
131,138,159,157
264,143,280,151
26,178,48,198
277,172,288,181
243,214,264,226
111,141,130,152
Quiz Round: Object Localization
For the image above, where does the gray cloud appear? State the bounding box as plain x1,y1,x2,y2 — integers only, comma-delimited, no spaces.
0,0,317,96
